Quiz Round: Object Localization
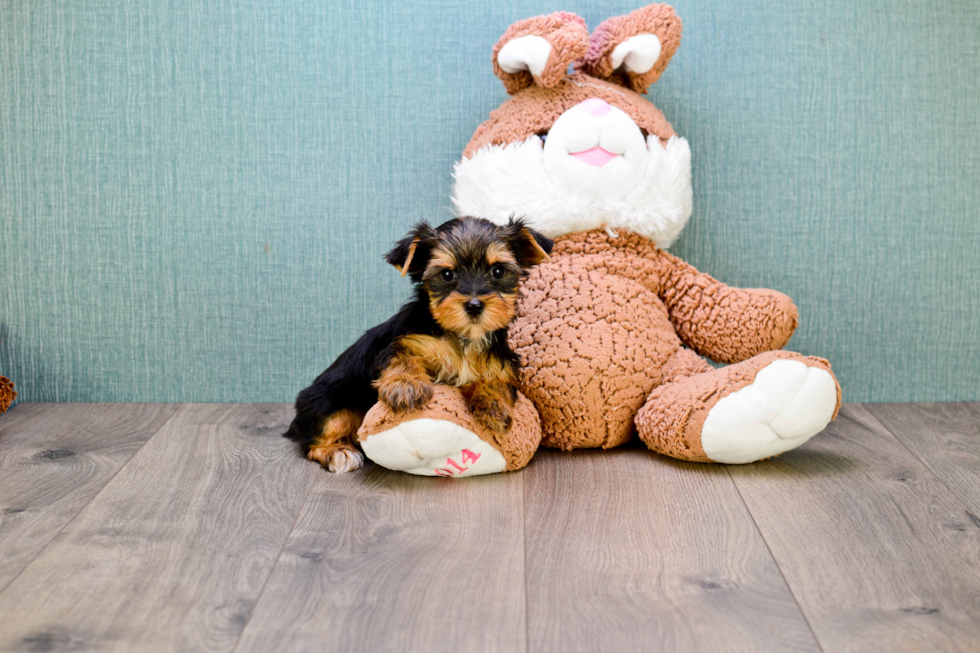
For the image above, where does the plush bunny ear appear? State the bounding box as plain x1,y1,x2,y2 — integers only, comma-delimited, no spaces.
492,12,589,95
576,4,682,94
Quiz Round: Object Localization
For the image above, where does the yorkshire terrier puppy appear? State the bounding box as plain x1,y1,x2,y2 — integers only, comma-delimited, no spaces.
285,217,553,473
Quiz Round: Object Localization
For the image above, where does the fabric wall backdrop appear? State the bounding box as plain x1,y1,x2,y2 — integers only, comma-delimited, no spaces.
1,0,978,404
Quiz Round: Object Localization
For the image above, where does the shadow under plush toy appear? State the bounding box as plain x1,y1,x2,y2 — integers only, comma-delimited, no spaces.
358,4,842,476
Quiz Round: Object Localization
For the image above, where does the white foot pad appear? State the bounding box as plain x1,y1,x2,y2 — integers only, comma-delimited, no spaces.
361,418,507,477
701,360,837,464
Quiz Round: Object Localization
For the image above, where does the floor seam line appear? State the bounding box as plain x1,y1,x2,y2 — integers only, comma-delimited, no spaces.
726,465,826,653
861,403,980,515
230,464,317,653
0,403,184,597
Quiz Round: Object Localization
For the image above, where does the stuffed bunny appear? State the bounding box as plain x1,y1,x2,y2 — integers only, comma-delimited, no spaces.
358,4,841,475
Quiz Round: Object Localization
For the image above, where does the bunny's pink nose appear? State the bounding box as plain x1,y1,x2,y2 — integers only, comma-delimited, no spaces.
579,98,611,117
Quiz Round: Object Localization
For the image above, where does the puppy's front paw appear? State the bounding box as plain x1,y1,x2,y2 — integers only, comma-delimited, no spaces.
378,378,434,413
308,444,365,474
468,395,513,433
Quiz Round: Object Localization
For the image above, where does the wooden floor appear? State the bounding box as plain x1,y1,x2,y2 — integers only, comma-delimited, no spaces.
0,403,979,652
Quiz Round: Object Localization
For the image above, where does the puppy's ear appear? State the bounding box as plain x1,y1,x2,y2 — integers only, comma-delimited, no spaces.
502,218,553,269
385,221,438,277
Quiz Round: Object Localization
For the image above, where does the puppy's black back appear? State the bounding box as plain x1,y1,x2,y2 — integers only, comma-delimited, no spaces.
285,288,434,446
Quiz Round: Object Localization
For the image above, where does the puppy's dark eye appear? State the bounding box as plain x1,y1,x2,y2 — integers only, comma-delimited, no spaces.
536,130,548,145
440,269,456,283
491,264,505,279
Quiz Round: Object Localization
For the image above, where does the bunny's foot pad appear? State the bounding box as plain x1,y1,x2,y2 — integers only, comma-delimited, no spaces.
701,359,839,464
358,386,541,477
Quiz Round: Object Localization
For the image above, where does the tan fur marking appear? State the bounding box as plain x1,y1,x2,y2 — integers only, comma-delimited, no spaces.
431,292,516,340
428,247,457,271
307,407,363,467
395,239,419,277
522,228,551,264
430,292,476,337
486,242,518,266
463,379,516,432
374,350,434,413
481,293,517,332
390,333,517,391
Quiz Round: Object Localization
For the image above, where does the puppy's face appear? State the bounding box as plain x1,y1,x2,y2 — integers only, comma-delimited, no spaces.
386,217,553,341
424,225,523,340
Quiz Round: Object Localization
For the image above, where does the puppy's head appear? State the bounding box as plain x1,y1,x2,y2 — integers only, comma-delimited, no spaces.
386,217,553,340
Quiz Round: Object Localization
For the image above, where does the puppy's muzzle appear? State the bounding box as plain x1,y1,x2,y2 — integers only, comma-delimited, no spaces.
464,298,485,317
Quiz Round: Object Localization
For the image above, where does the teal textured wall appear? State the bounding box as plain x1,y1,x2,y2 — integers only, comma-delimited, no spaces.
1,0,978,404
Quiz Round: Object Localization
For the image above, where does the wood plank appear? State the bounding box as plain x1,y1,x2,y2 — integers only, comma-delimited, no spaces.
523,446,819,652
865,402,980,514
235,463,527,653
0,402,178,592
0,403,314,653
728,404,980,652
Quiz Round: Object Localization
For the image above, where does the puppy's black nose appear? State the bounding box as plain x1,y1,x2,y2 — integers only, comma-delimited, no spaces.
464,298,484,316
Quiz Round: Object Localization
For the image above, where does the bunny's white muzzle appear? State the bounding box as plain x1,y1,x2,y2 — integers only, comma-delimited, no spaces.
452,98,693,249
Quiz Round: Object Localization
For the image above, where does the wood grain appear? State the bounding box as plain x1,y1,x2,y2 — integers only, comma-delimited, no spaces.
728,404,980,652
3,402,980,651
0,403,313,653
865,402,980,514
522,446,819,653
0,402,178,592
235,463,527,653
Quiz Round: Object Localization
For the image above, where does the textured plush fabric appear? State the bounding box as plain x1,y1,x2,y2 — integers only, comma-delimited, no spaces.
463,72,676,159
0,377,15,413
0,0,978,403
635,350,839,462
510,229,822,452
492,12,589,94
358,386,541,472
455,6,840,466
577,4,682,93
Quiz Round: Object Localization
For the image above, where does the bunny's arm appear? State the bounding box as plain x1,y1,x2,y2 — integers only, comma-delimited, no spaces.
546,231,798,365
650,249,798,364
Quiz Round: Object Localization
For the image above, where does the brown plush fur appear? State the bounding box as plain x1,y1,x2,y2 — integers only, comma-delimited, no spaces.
636,350,839,461
576,4,683,93
509,230,841,457
359,385,542,472
492,11,589,94
463,73,676,159
0,377,15,414
467,4,685,158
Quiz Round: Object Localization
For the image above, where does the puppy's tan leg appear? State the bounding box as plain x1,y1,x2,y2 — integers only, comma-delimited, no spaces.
463,380,516,432
374,354,435,413
307,408,365,473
